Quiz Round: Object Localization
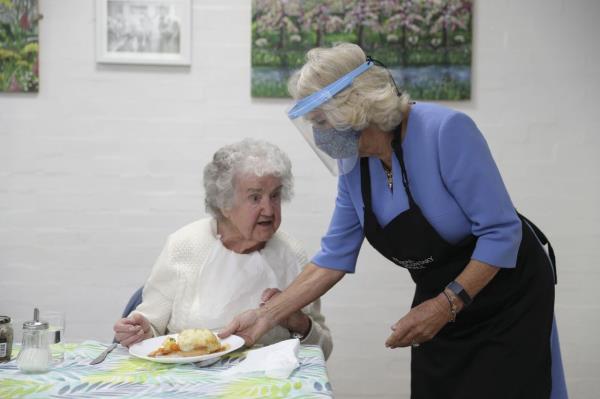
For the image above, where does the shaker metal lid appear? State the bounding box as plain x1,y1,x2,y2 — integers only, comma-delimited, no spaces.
23,320,49,330
0,316,11,324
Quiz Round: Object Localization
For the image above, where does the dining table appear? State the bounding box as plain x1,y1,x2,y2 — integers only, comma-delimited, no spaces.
0,341,333,398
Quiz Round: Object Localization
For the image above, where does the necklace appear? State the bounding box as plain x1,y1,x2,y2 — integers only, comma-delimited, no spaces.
382,163,393,191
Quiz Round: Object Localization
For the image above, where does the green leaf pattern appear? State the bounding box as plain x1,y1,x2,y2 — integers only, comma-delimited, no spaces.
0,341,332,398
0,379,52,399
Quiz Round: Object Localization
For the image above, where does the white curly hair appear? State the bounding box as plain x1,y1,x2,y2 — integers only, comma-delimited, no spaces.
203,138,294,219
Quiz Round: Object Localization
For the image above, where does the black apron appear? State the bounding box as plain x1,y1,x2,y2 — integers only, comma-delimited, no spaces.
360,126,556,399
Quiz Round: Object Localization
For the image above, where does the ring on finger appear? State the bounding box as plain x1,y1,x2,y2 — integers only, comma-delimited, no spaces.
411,341,420,348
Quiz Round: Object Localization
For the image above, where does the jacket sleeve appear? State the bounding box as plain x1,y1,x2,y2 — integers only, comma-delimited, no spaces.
312,174,364,273
438,112,522,268
130,236,177,336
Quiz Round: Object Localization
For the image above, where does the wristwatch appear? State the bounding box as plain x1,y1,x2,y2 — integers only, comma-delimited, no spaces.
290,331,305,340
290,317,312,340
446,280,473,307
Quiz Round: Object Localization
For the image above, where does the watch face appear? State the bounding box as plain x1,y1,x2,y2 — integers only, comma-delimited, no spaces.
447,281,472,306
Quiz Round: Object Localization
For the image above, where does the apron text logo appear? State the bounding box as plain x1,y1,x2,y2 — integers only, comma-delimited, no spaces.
391,256,434,270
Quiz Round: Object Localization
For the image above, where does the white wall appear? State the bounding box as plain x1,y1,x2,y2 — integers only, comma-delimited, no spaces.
1,0,599,397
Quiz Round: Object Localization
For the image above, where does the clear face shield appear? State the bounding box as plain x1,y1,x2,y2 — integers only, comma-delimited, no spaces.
287,59,375,176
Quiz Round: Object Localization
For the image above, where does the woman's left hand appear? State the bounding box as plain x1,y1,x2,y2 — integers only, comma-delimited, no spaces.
385,293,450,348
261,288,311,336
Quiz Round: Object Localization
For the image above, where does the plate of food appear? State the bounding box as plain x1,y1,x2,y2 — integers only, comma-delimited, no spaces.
129,328,245,364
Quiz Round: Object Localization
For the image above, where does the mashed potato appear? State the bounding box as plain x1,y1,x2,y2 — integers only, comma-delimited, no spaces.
177,328,221,353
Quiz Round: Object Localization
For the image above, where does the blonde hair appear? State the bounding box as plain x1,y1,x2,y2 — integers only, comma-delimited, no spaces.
288,43,410,132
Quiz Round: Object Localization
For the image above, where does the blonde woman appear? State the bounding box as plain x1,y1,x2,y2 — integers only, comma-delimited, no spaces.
222,43,566,398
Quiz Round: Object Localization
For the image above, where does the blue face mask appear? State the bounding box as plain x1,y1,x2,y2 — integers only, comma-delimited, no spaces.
313,126,361,159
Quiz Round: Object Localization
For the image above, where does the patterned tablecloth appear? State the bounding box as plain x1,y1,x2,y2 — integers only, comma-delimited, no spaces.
0,341,333,398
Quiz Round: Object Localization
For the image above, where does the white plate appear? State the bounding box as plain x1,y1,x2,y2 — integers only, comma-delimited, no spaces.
129,333,245,364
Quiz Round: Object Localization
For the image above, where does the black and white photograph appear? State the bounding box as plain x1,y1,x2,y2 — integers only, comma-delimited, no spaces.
96,0,191,65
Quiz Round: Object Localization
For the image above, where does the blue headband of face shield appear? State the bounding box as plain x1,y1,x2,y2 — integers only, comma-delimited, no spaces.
287,56,400,120
287,59,374,120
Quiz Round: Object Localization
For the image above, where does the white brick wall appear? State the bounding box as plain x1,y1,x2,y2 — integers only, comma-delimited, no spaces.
1,0,599,397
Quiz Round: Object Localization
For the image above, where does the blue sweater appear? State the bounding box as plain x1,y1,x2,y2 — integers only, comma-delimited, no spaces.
312,102,522,272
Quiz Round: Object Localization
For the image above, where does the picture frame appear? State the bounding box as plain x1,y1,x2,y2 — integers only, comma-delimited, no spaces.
95,0,191,66
251,0,472,100
0,0,41,92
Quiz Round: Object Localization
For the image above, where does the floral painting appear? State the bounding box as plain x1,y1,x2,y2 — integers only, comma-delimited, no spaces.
252,0,473,100
0,0,39,93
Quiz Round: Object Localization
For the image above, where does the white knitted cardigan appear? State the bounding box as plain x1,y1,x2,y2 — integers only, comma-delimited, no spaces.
132,218,333,359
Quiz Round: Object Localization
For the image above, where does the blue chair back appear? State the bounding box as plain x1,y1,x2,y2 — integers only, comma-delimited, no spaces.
114,287,144,344
122,287,144,318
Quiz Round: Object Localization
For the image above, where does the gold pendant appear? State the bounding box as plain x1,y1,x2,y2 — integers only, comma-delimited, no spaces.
386,171,393,190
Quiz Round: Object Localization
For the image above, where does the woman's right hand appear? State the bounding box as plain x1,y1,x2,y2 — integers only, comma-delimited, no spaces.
218,308,276,347
220,263,342,346
113,313,153,347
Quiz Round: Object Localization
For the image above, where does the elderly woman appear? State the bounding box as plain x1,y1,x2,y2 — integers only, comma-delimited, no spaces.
113,138,332,359
221,43,567,398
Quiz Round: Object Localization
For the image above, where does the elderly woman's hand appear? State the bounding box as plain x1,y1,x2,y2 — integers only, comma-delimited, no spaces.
385,294,450,348
261,288,311,337
113,313,153,347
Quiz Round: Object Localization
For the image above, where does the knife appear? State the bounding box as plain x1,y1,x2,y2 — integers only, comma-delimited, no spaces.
90,343,118,365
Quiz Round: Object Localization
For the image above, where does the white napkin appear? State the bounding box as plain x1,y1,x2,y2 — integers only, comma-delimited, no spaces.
222,338,300,379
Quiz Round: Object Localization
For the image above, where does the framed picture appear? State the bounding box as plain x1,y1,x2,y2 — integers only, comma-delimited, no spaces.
0,0,40,92
251,0,472,100
96,0,191,65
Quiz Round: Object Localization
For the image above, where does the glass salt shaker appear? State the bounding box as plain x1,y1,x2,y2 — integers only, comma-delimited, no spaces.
17,308,52,373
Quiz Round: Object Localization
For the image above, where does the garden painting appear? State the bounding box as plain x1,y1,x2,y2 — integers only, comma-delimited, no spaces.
0,0,39,92
252,0,473,100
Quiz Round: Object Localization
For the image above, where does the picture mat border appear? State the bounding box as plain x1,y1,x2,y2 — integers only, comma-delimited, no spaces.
95,0,192,66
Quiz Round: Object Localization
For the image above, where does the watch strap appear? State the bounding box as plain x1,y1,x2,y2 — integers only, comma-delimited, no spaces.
446,280,472,307
289,316,312,341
